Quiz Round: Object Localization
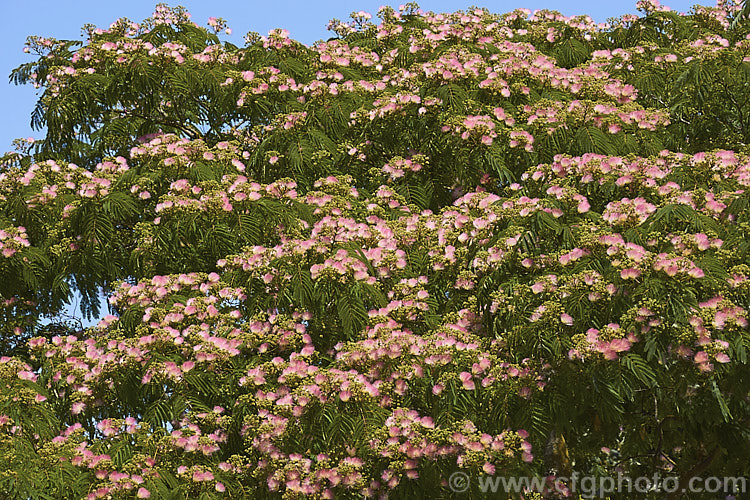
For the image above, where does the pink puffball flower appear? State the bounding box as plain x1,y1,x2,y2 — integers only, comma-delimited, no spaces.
715,352,730,363
621,267,641,279
459,372,475,390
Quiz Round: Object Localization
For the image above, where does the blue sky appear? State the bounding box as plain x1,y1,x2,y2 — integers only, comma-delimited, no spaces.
1,0,702,153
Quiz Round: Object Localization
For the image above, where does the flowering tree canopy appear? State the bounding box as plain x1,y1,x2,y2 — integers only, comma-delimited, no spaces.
2,1,750,498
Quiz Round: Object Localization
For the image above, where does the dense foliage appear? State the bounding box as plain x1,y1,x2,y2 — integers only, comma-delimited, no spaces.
2,1,750,498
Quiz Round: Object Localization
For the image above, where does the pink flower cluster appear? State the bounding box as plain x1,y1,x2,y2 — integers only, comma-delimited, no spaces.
0,226,30,258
